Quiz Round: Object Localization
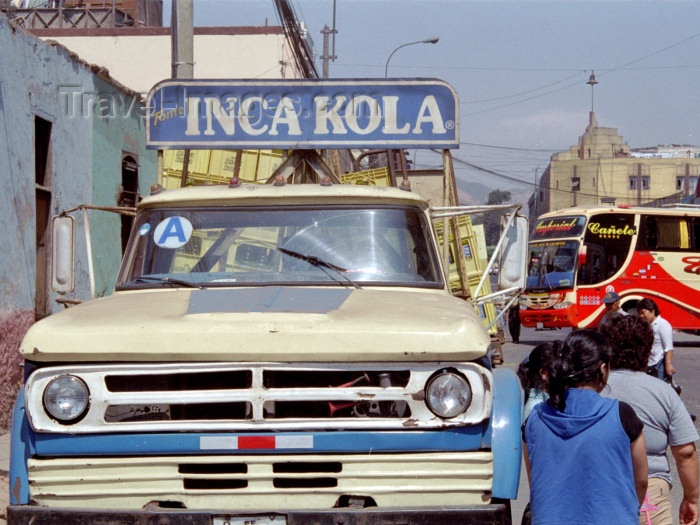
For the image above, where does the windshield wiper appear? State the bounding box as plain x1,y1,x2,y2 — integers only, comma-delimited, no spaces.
277,247,361,289
129,276,203,289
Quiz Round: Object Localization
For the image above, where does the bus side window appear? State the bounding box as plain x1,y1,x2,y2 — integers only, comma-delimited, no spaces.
578,249,601,285
645,216,658,249
679,219,690,249
694,218,700,249
656,217,682,249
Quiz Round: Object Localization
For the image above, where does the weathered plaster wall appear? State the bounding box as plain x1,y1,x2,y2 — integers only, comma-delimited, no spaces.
1,16,95,310
0,14,156,430
36,31,291,94
89,76,157,296
0,19,91,428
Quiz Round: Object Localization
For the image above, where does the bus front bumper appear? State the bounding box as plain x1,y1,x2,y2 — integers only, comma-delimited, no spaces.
520,308,576,328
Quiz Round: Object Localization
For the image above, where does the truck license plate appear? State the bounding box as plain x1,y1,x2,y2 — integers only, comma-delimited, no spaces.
213,516,286,525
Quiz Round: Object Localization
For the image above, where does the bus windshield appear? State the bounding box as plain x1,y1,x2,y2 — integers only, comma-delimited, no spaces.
526,240,579,290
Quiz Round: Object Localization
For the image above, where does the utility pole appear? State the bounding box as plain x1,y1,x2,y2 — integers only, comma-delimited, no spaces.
171,0,194,187
320,25,336,78
637,163,642,206
171,0,194,79
320,0,337,78
533,167,539,218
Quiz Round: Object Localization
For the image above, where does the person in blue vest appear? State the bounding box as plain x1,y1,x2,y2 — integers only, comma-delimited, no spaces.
517,341,561,525
524,329,648,524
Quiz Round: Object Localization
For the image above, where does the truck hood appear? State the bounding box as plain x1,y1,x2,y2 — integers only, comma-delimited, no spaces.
21,287,490,363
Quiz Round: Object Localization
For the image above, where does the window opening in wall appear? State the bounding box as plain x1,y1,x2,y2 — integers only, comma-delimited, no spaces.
629,176,650,191
119,154,139,254
35,116,53,320
676,176,698,192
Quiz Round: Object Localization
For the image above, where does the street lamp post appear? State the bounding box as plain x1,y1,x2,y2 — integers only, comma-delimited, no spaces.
587,71,598,113
384,37,439,78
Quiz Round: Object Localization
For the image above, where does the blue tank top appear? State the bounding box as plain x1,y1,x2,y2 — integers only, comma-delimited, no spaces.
524,388,639,525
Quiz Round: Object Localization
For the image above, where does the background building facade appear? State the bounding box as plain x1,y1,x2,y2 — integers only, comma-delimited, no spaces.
536,112,700,218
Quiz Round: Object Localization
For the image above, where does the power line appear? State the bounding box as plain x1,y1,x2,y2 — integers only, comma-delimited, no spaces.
461,71,584,104
599,31,700,77
461,77,586,116
329,63,700,72
460,142,561,153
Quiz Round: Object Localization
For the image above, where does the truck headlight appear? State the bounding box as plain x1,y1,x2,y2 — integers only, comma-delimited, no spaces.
425,372,472,418
43,375,89,423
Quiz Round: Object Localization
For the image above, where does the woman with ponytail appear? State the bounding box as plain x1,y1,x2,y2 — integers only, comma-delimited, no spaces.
524,329,648,524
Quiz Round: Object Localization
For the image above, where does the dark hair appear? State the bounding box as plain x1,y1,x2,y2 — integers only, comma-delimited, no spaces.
637,297,660,316
547,329,612,410
598,315,653,371
517,341,561,404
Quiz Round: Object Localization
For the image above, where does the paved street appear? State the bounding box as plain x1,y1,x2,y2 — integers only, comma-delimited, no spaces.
1,326,697,524
499,325,700,525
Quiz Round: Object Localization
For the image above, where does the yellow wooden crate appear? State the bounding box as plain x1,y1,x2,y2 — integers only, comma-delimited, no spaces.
162,150,284,188
162,150,210,175
434,216,498,334
341,168,391,186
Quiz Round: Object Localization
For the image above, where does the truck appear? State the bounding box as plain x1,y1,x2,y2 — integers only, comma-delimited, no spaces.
8,79,527,525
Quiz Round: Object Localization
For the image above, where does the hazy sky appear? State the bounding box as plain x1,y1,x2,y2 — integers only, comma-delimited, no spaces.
164,0,700,199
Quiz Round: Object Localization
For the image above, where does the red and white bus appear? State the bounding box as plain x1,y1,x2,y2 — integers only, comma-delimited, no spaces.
520,205,700,329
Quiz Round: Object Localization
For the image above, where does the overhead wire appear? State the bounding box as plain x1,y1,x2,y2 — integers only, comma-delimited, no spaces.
426,149,691,202
458,32,700,116
597,31,700,77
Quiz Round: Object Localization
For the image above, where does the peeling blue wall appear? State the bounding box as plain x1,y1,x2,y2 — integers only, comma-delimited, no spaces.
90,78,156,296
0,14,156,428
0,14,156,311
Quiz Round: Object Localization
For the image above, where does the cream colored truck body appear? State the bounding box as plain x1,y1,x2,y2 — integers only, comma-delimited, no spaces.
10,183,519,525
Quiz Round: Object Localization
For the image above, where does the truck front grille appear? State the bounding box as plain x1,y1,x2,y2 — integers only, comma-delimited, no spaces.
25,362,491,434
27,452,493,509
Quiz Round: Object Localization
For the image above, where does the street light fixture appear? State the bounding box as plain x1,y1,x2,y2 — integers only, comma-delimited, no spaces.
587,71,598,113
384,37,439,78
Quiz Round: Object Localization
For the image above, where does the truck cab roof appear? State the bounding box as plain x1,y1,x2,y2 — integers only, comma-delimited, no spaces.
140,182,431,209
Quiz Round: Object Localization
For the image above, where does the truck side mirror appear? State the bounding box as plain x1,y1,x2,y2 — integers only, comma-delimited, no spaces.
498,214,528,291
52,215,75,294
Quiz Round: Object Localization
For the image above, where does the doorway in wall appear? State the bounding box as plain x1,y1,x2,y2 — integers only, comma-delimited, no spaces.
35,116,52,320
119,154,139,254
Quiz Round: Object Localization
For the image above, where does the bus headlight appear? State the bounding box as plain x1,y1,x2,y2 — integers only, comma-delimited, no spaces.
552,301,573,310
425,372,472,418
43,375,89,423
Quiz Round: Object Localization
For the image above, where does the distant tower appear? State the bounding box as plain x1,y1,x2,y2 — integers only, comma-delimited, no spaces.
587,71,598,115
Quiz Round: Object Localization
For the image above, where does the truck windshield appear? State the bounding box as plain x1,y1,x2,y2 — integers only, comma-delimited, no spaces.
116,205,442,289
525,240,579,291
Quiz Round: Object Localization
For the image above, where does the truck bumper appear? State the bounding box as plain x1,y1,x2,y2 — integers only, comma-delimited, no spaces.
8,504,509,525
